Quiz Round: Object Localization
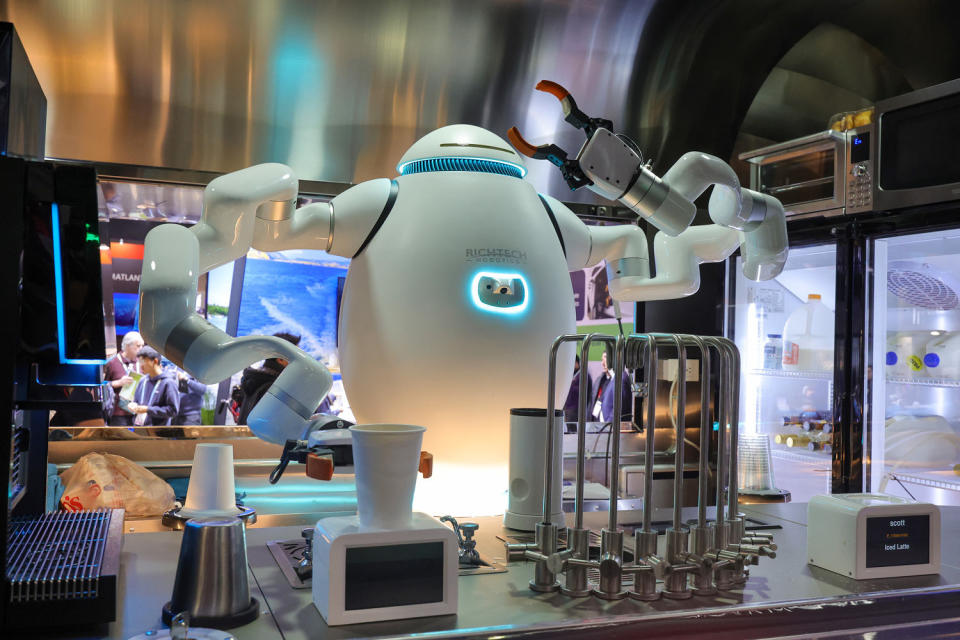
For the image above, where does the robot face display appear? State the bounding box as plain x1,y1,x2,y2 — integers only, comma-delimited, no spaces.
472,272,528,314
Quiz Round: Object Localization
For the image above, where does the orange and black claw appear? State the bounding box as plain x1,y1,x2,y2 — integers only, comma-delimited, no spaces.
532,79,613,136
535,80,572,102
507,126,569,167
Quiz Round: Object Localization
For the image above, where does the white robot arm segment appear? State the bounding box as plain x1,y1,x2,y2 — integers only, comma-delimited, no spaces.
542,194,650,287
139,163,350,444
252,202,332,253
510,80,788,301
251,178,393,257
577,130,789,290
192,163,301,272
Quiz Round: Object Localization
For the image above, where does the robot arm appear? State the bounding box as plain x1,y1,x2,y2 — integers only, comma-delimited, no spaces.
511,81,788,302
139,164,390,444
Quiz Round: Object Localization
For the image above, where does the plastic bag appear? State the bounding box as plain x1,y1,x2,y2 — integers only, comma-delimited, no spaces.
59,452,175,516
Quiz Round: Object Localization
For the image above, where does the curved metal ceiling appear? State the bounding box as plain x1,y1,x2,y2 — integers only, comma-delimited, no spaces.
5,0,958,202
1,0,652,201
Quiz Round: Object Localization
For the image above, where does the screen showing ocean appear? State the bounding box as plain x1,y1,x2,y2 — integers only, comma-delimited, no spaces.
237,249,350,368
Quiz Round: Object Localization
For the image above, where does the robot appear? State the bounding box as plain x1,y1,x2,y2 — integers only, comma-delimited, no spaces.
138,81,787,512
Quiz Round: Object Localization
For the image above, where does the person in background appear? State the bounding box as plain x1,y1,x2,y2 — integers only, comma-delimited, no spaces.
236,332,301,425
128,346,180,435
103,331,144,426
174,371,207,426
563,355,592,424
591,350,632,423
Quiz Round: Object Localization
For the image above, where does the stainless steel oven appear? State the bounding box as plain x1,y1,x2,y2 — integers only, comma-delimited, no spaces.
874,78,960,212
739,126,874,219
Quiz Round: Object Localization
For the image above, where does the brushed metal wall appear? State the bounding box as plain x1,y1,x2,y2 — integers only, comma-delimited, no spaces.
0,0,651,198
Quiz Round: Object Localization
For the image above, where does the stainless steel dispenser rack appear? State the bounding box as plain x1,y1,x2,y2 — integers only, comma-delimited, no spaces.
505,334,776,600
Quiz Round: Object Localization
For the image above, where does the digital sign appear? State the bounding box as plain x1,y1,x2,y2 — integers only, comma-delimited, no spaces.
850,131,871,163
865,514,930,568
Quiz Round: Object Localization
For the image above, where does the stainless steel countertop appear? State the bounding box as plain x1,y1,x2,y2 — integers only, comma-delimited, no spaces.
34,503,960,640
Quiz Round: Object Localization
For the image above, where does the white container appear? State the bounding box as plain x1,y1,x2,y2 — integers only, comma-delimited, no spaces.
180,443,238,518
350,424,425,530
886,331,931,378
782,294,834,371
504,408,564,531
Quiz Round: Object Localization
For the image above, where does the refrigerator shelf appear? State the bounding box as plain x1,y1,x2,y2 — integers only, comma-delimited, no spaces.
884,471,960,494
771,448,832,466
885,375,960,388
745,368,833,381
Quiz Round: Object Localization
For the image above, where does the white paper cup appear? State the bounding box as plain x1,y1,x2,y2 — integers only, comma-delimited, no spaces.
181,443,238,517
350,424,425,529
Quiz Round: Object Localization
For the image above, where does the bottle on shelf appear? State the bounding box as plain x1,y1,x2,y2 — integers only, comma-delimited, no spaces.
782,294,834,372
763,334,783,370
782,415,801,428
784,434,812,448
886,331,931,378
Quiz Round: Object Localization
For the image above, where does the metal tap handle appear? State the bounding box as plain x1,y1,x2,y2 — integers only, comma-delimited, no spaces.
504,541,538,561
461,522,479,547
440,515,464,547
546,548,575,574
729,543,777,559
746,531,774,541
742,537,777,548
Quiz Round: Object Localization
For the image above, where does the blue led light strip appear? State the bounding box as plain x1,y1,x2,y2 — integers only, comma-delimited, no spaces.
398,156,526,179
51,203,108,365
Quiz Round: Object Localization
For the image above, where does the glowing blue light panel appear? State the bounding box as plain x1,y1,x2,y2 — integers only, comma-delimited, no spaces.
469,271,530,315
51,202,107,365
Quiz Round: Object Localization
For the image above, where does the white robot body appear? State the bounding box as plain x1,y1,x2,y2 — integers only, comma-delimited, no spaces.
139,119,789,514
339,171,575,467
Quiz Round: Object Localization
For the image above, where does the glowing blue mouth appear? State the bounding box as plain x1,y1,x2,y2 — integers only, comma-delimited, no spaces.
470,271,529,315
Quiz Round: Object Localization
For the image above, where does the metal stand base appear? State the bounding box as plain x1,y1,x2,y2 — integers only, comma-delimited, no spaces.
162,505,256,530
661,589,694,600
692,586,717,596
591,587,628,601
529,580,560,593
628,590,661,601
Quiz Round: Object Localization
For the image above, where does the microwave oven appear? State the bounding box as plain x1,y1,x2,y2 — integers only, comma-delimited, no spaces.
874,77,960,212
739,126,873,219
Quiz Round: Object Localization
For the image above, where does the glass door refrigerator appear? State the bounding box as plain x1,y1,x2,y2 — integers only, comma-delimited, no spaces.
727,241,839,504
866,228,960,506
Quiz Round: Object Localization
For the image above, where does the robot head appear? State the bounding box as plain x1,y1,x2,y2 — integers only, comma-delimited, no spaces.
396,124,527,178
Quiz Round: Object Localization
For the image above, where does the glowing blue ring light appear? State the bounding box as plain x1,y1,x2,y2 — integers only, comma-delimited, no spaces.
398,156,526,179
470,271,530,315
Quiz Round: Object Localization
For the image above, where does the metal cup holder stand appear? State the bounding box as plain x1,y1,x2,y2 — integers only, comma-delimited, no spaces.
505,333,776,601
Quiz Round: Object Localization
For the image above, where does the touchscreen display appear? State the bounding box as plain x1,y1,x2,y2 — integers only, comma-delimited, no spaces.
345,541,444,610
865,515,930,568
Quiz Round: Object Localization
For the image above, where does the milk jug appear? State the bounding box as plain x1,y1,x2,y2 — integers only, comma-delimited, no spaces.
782,294,834,371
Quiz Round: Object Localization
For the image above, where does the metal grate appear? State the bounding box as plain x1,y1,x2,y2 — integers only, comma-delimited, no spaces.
887,261,959,310
8,414,27,506
399,157,525,178
7,509,113,603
